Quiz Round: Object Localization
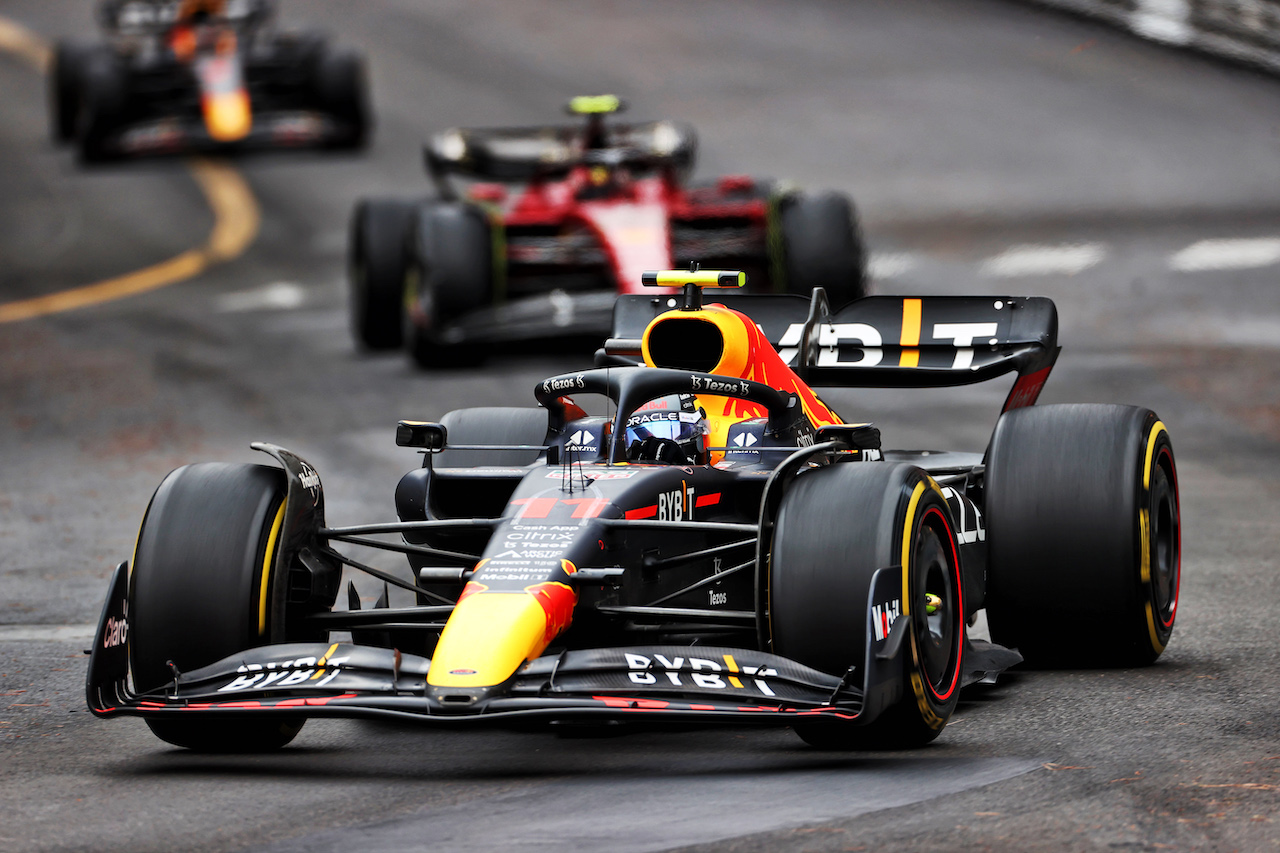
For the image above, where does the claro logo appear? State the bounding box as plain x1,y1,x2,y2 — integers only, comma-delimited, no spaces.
102,602,128,649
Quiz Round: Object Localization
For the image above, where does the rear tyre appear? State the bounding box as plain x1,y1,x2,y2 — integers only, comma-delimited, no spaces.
129,463,303,751
314,47,369,148
349,199,415,350
778,191,867,308
77,51,126,163
405,202,493,368
770,463,964,749
49,41,90,143
985,404,1180,667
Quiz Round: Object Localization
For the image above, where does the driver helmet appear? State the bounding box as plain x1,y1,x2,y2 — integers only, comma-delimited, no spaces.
178,0,226,23
625,394,709,464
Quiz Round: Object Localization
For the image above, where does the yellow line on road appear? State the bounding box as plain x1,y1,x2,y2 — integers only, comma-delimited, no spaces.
0,15,51,71
0,15,261,324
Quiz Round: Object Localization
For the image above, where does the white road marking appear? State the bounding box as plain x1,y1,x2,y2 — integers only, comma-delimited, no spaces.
979,243,1106,278
865,249,916,279
867,251,919,279
216,281,306,313
0,625,95,642
1168,237,1280,272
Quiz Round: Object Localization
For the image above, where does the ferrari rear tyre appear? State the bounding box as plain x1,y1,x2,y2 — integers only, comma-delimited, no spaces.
770,462,964,749
778,191,867,308
129,463,303,751
49,41,90,143
405,202,493,368
349,199,414,350
985,404,1180,667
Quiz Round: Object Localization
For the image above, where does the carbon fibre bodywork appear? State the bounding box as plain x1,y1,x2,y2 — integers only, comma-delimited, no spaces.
88,288,1052,739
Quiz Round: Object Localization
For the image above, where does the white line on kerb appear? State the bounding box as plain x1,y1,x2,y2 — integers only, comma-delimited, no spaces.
979,243,1106,278
1169,238,1280,272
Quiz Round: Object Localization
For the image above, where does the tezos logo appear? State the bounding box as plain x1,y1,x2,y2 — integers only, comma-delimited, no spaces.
543,373,586,394
690,375,750,396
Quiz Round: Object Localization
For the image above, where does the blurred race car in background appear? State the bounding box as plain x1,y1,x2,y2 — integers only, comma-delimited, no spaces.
88,271,1181,752
348,96,868,366
49,0,369,162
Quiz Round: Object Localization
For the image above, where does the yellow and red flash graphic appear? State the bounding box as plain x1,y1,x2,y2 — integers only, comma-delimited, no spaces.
427,561,578,689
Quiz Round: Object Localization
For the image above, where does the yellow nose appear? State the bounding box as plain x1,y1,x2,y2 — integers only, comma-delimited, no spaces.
204,90,252,142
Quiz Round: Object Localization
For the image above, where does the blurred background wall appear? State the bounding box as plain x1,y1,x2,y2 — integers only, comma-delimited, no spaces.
1028,0,1280,73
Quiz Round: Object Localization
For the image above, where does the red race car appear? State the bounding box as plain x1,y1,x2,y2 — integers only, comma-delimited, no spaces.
348,96,867,366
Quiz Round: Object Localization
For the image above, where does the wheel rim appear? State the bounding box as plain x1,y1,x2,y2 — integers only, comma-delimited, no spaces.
1150,448,1179,630
915,507,962,701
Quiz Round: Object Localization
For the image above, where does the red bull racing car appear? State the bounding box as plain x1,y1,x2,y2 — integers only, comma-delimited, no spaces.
50,0,369,162
88,270,1180,751
348,96,867,366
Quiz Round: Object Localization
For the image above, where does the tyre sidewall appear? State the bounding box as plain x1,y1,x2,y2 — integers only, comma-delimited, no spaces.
985,404,1179,666
128,463,286,694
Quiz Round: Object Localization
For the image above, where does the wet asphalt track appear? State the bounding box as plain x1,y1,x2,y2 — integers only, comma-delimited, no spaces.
2,1,1280,850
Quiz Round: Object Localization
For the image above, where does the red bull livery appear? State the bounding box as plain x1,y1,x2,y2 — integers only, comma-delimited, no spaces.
87,271,1181,752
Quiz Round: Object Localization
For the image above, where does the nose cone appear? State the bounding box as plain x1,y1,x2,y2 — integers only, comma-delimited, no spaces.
204,90,252,142
427,581,577,688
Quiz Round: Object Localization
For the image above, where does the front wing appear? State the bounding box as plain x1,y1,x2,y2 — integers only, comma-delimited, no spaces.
88,560,1019,730
98,109,358,158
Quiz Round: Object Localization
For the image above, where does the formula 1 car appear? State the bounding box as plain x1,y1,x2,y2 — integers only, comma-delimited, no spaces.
88,270,1180,752
50,0,369,162
348,96,867,366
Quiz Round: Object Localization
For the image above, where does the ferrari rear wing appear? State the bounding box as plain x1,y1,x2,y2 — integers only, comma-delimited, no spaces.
424,120,697,195
605,290,1060,414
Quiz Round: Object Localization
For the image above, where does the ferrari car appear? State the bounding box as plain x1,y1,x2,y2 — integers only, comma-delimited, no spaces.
50,0,369,162
348,96,867,366
87,270,1180,752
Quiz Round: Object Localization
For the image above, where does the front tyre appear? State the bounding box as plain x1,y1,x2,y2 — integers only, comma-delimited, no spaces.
129,463,303,751
985,404,1180,667
77,51,126,163
769,463,964,749
49,41,90,143
349,199,415,350
405,202,493,368
314,47,370,148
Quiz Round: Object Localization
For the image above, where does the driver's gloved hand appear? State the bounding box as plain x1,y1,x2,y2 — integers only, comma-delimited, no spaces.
627,436,689,464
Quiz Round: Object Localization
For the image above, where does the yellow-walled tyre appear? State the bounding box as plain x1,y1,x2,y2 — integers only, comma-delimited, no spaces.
985,404,1180,667
129,463,303,751
769,462,965,749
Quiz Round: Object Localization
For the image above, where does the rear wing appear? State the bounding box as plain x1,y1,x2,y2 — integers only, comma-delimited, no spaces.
605,290,1060,414
424,120,697,194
